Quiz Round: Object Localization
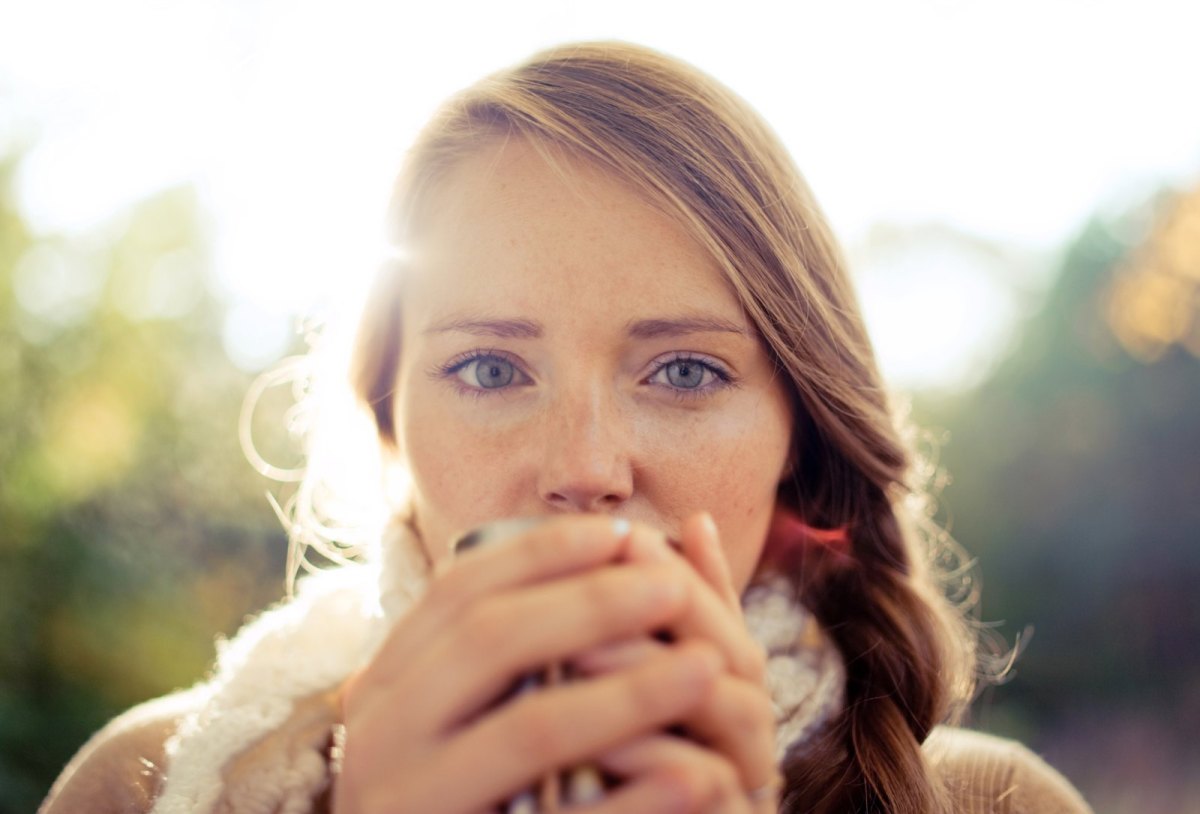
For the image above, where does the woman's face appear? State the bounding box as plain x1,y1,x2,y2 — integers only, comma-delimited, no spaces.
393,137,793,592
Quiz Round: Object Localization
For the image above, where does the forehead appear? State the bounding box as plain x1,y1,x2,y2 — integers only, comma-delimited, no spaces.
402,137,744,324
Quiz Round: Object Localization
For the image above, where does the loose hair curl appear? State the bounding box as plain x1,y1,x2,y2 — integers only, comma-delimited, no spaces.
352,41,978,813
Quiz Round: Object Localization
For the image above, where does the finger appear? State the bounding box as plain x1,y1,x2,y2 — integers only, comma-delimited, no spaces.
570,636,667,677
593,734,749,813
370,563,691,733
424,642,723,814
679,512,741,612
370,516,634,678
678,673,778,799
570,648,777,810
570,642,776,801
622,522,764,683
572,668,776,807
562,773,695,814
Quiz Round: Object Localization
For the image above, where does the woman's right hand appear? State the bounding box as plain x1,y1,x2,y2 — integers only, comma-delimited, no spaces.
331,515,731,814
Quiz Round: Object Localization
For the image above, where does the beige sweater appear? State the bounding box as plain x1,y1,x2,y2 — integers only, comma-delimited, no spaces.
41,689,1093,814
40,550,1092,814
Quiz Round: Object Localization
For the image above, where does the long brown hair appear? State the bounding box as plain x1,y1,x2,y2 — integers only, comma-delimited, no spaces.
352,41,976,813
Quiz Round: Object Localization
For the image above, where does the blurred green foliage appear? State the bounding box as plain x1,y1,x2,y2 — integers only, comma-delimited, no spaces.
915,192,1200,812
0,156,287,812
2,136,1196,813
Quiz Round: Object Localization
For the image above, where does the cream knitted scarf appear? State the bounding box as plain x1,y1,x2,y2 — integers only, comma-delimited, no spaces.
149,524,844,814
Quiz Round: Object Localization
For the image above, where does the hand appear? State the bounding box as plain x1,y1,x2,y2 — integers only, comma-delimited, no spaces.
332,515,728,814
567,514,781,813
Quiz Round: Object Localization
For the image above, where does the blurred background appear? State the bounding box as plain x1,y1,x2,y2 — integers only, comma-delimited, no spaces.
1,1,1197,812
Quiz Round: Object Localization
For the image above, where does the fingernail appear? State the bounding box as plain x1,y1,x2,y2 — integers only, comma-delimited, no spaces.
612,518,631,537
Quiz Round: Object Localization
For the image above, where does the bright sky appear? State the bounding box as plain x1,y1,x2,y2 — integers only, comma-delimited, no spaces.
3,0,1198,389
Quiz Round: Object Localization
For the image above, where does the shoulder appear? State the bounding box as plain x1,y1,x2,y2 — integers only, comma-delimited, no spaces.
924,726,1093,814
39,689,202,814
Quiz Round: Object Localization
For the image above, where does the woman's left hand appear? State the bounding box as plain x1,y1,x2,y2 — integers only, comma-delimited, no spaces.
568,513,781,812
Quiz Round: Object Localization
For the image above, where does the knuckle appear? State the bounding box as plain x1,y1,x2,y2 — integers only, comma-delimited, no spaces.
642,564,691,613
422,568,465,615
691,758,733,807
454,604,504,654
713,761,744,805
509,701,568,760
731,686,775,739
755,691,777,732
713,755,740,788
579,567,621,612
589,568,669,628
624,647,711,718
577,584,621,639
623,663,674,718
746,640,769,681
657,763,711,811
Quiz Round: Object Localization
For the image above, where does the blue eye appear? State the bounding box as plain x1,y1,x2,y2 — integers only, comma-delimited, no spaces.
663,359,708,388
464,357,515,389
647,354,732,398
434,351,529,396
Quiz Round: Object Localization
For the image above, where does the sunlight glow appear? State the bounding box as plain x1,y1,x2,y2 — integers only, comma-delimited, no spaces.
4,0,1199,387
858,240,1022,391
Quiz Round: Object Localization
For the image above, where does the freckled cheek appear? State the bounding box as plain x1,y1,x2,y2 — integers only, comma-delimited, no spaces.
400,397,531,524
638,408,788,584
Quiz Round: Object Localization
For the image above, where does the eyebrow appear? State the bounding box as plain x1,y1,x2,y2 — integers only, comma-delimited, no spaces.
422,313,750,340
423,316,543,338
625,316,750,339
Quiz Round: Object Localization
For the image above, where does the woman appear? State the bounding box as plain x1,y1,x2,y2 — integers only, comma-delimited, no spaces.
41,42,1092,813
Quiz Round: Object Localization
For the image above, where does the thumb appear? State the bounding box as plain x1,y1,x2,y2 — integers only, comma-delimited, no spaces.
679,512,740,613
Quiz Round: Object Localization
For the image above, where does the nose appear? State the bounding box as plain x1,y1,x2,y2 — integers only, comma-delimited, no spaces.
537,383,634,513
